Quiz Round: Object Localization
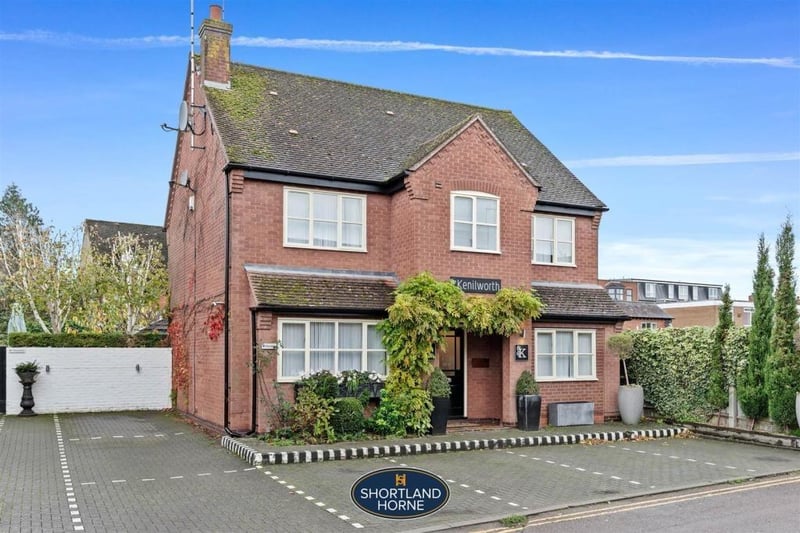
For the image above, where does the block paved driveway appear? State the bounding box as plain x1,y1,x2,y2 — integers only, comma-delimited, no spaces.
2,412,800,532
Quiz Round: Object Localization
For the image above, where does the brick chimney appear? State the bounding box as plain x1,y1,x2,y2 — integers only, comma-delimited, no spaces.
199,4,232,89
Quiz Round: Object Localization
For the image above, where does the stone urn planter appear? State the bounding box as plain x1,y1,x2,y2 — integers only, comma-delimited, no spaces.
15,360,40,417
618,384,644,425
796,392,800,428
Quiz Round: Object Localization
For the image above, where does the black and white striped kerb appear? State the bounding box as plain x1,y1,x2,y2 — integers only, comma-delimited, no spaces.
221,436,263,466
220,427,688,466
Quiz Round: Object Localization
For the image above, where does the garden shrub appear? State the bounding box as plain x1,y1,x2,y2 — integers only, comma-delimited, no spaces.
290,388,335,443
296,370,339,400
331,397,366,435
367,389,408,436
8,332,167,348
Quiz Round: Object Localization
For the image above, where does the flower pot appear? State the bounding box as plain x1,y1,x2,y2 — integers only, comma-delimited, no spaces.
16,371,39,417
796,392,800,428
516,394,541,431
618,384,643,425
430,397,450,435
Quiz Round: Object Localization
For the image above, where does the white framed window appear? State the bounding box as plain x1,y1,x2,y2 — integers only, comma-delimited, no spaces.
278,319,386,381
708,287,721,300
640,322,657,330
608,288,623,301
625,289,633,301
532,215,574,265
644,283,656,299
678,285,689,301
691,286,701,301
451,191,499,253
668,285,675,300
284,188,366,251
743,307,754,327
535,329,596,380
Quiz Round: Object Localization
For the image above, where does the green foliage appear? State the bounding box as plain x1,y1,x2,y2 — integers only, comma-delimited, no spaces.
290,388,335,443
738,234,774,419
427,367,452,398
707,285,733,409
378,272,543,436
296,370,339,400
8,332,167,347
515,370,539,395
626,328,715,421
608,333,634,385
499,515,527,528
767,216,800,427
14,360,39,374
338,370,377,405
367,389,409,436
331,397,366,435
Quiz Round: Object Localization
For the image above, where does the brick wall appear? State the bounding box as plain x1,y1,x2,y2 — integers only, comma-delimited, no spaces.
5,348,171,414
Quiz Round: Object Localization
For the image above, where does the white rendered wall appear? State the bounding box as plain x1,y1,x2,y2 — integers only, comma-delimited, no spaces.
5,347,171,414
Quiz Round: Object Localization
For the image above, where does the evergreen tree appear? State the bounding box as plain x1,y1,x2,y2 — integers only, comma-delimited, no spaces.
707,284,733,409
766,216,799,427
738,234,773,418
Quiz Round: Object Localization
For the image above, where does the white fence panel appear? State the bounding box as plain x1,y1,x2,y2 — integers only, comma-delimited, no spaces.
5,347,171,414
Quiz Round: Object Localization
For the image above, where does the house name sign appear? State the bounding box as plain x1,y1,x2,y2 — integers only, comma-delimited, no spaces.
450,277,501,294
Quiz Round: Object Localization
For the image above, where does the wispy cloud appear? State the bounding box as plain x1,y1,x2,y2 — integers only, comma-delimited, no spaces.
0,30,184,48
1,30,797,68
566,151,800,168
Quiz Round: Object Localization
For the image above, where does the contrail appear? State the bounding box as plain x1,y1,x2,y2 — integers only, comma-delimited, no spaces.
0,30,796,68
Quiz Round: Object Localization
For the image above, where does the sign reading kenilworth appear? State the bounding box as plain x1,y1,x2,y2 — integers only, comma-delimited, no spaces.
351,467,450,519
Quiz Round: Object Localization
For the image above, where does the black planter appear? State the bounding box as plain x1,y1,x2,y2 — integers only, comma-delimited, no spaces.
430,397,451,435
17,371,39,417
516,394,541,431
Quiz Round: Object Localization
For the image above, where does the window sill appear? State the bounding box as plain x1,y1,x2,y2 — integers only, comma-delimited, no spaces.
532,261,576,268
451,247,501,255
283,243,367,253
535,377,598,382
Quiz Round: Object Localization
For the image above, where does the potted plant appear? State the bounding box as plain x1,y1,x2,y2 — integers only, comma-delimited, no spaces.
427,367,451,435
15,360,40,417
515,370,541,430
609,334,643,425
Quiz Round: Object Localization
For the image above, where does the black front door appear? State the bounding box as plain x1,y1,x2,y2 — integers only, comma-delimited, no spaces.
439,330,465,417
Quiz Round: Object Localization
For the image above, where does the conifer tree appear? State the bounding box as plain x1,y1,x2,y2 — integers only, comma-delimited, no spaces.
738,234,773,418
766,216,799,427
707,284,733,409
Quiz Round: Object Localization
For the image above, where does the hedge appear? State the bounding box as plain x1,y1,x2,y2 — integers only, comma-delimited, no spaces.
7,332,168,348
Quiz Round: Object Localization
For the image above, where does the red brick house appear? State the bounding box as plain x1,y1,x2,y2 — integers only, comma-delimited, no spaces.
165,6,627,434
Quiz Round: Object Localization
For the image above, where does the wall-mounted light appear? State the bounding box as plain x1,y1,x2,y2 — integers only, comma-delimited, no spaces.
46,364,50,373
135,364,141,373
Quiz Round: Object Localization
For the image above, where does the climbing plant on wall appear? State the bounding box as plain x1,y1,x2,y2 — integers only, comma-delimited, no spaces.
376,272,543,436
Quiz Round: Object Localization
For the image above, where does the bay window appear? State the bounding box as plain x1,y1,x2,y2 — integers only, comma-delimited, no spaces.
535,329,596,380
278,319,386,380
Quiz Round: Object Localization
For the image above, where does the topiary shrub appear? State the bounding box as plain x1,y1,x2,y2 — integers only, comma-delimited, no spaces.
427,367,451,398
331,397,366,436
515,370,539,395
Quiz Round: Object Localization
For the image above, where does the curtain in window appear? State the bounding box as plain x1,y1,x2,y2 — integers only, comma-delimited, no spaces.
286,191,310,244
534,217,554,263
338,323,362,371
555,331,573,377
556,219,573,263
536,332,553,377
313,194,337,247
367,325,386,374
453,196,473,247
281,323,306,377
310,322,335,372
341,197,362,248
577,332,593,376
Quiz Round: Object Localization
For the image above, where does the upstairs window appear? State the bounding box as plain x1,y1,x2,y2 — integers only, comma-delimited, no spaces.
743,307,754,327
708,287,721,300
451,192,499,253
533,215,574,265
644,283,656,299
678,285,689,301
608,288,623,301
284,188,366,251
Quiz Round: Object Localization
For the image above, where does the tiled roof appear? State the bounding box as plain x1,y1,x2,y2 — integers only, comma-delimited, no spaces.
206,64,606,210
615,301,673,320
83,219,166,260
245,265,397,312
531,282,629,321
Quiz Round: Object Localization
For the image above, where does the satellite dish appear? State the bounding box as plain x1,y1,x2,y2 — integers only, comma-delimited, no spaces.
178,170,189,187
178,101,189,131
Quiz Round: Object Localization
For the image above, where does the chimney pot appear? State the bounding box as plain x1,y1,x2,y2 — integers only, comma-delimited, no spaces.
210,4,223,20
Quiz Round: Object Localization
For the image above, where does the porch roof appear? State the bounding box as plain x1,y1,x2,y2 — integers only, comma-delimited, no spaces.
531,281,629,322
245,264,397,313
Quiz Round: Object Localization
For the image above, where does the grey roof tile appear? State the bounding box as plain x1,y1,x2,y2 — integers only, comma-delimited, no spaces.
531,282,628,321
206,64,606,210
615,301,673,320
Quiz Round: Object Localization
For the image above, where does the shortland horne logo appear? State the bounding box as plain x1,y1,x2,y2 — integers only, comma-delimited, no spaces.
351,467,450,519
